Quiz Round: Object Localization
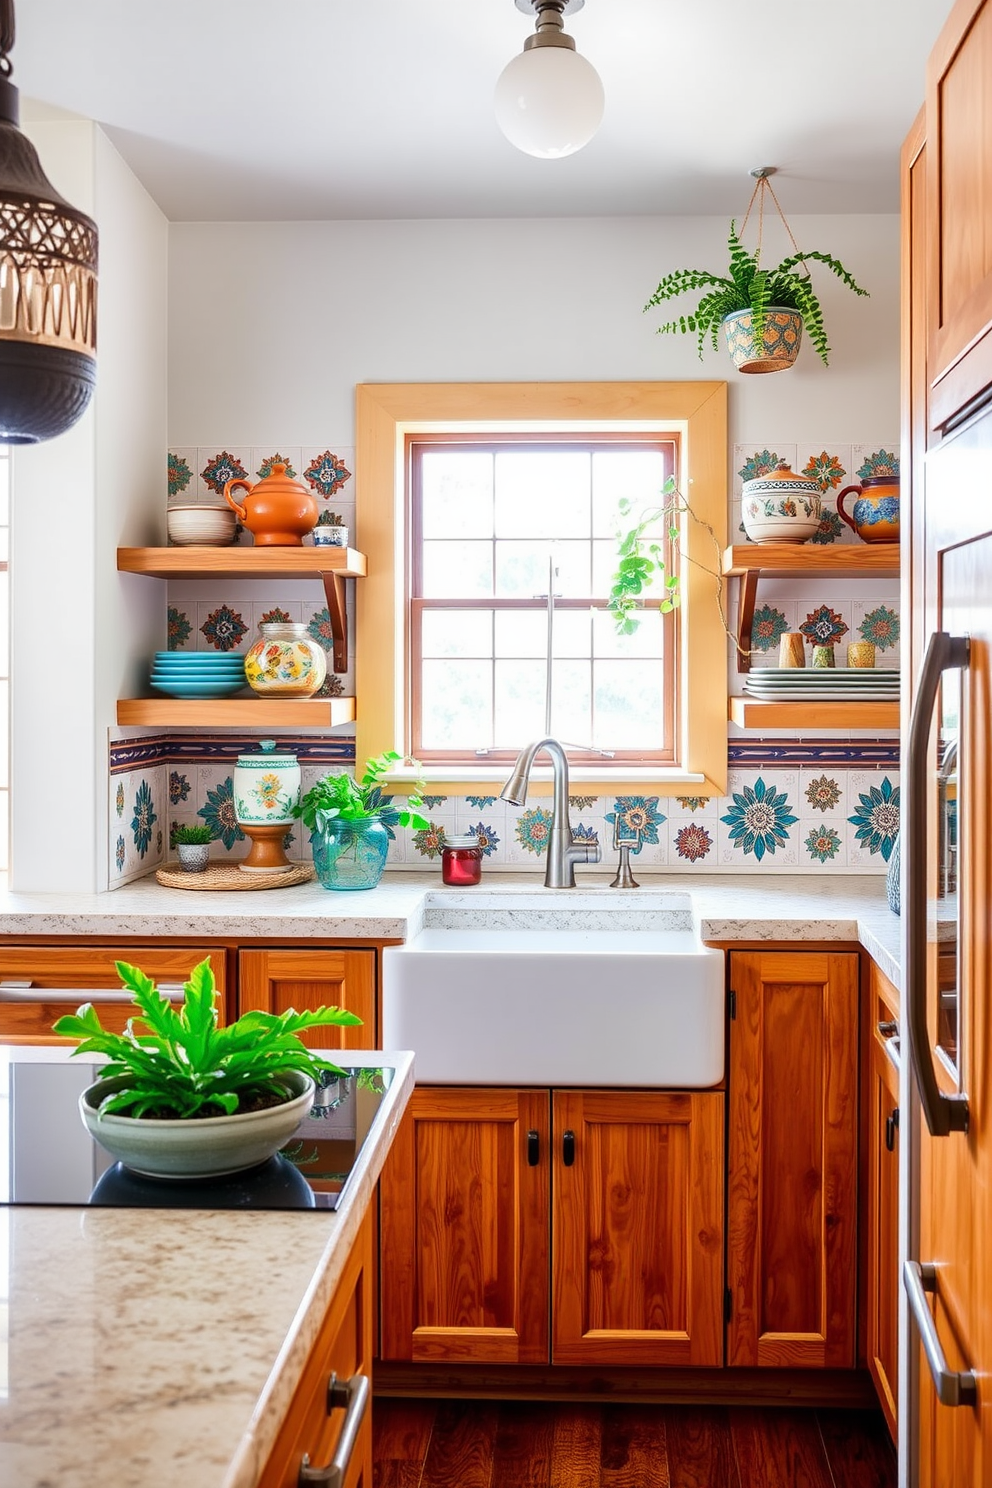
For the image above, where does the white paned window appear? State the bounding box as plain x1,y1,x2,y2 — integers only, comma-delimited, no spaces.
409,436,678,766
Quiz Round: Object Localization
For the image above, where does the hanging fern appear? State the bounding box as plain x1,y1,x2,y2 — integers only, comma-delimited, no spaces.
644,222,869,366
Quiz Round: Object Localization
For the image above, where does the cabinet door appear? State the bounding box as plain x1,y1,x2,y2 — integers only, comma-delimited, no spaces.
552,1089,724,1367
867,988,900,1442
0,945,229,1042
238,949,376,1050
259,1209,374,1488
926,0,992,431
727,950,859,1368
379,1087,550,1363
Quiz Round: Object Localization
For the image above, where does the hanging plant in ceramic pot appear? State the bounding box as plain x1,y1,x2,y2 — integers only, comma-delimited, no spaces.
644,171,869,373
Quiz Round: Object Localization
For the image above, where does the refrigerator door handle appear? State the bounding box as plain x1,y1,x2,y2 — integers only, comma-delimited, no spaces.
906,630,971,1137
904,1260,977,1406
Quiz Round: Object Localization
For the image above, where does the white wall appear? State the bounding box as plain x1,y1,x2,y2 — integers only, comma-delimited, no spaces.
10,119,167,892
168,214,899,448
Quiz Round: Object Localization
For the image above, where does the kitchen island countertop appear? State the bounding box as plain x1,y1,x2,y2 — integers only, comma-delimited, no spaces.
0,871,905,989
0,1049,414,1488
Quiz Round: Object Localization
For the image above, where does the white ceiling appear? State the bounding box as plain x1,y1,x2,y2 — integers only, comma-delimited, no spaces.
16,0,950,222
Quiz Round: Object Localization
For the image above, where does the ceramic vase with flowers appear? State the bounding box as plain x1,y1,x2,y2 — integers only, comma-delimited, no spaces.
233,739,301,874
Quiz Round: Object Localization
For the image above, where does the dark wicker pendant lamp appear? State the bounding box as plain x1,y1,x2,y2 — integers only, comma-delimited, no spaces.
0,0,97,443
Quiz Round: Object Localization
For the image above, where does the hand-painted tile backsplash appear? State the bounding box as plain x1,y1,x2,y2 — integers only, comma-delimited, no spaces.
110,435,900,887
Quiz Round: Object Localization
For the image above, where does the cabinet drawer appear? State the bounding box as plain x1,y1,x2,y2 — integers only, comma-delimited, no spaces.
259,1212,373,1488
0,946,229,1042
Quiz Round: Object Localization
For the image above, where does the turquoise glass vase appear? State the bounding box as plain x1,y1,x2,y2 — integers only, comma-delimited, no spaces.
311,815,390,891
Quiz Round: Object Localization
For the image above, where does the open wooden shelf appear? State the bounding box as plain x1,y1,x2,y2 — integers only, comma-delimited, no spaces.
729,697,900,730
721,543,900,675
117,697,357,728
117,546,367,672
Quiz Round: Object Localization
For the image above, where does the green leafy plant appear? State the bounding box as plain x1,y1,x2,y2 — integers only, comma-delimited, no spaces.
172,823,212,845
294,750,429,835
644,220,869,366
52,957,361,1119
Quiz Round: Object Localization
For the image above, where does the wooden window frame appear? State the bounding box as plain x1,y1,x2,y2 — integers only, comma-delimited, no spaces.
355,381,728,796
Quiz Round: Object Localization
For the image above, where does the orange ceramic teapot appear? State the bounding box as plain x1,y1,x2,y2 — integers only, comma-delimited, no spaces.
223,462,319,546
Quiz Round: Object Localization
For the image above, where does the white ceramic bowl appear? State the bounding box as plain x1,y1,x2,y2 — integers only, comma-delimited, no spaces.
741,476,822,545
167,504,238,546
80,1069,315,1178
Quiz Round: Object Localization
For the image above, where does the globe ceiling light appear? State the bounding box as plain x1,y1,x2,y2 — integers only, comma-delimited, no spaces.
494,0,604,160
0,0,98,444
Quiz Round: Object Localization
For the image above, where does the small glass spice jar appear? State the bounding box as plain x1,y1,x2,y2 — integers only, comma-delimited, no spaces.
441,833,483,886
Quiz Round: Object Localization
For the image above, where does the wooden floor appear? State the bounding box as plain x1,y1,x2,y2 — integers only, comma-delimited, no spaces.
372,1399,897,1488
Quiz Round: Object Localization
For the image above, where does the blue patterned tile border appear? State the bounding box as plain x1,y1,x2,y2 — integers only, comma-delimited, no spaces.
110,734,356,775
728,738,900,767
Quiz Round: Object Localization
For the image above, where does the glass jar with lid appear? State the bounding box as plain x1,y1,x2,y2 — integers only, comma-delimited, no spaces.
441,833,483,887
244,622,326,698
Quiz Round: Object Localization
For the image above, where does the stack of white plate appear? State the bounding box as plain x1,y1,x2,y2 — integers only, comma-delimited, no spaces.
743,667,900,702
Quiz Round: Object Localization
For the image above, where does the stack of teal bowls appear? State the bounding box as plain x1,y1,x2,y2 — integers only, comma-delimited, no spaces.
149,651,247,698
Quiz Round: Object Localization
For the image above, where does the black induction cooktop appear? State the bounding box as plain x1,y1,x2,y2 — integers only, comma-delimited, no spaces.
0,1050,394,1211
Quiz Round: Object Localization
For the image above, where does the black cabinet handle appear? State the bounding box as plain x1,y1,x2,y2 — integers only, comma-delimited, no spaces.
527,1129,540,1166
298,1372,369,1486
885,1106,900,1153
906,631,970,1136
562,1130,575,1167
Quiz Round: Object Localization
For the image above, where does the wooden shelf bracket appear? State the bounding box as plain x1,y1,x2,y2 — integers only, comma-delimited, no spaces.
736,571,760,674
322,570,348,673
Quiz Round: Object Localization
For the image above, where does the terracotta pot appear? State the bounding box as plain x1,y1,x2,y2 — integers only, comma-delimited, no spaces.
223,461,319,546
836,477,900,544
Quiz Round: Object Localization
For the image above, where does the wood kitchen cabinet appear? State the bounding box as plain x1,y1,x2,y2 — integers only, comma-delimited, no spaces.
0,944,230,1041
259,1209,374,1488
238,948,377,1049
925,0,992,431
378,1085,725,1368
866,961,900,1442
726,949,859,1369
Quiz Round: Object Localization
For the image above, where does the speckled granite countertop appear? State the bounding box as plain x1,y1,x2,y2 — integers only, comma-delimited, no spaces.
0,871,904,990
0,1050,414,1488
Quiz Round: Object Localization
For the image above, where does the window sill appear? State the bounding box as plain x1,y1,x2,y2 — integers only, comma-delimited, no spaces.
385,765,709,792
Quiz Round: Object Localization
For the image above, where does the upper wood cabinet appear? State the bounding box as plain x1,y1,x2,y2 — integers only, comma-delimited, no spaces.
926,0,992,431
238,948,377,1049
726,949,859,1369
0,944,229,1041
378,1085,725,1368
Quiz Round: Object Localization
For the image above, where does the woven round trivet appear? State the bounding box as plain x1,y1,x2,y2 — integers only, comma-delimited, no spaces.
155,861,316,891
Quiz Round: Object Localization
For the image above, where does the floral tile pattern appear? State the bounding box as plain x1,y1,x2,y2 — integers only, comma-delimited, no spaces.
168,452,193,497
421,795,448,809
515,807,553,855
810,507,844,545
469,822,500,855
675,796,711,812
804,824,843,863
801,450,847,491
674,822,713,862
858,604,900,652
605,797,666,854
197,777,245,851
201,605,248,652
167,607,192,650
256,451,298,480
115,782,125,817
200,450,248,495
848,776,900,862
131,779,157,858
466,795,497,809
304,450,352,498
751,604,789,653
169,771,191,805
721,778,798,862
800,605,849,649
412,821,446,859
855,448,899,480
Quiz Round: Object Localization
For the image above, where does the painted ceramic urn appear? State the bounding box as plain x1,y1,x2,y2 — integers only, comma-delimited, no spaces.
223,461,319,545
741,459,822,543
233,739,301,874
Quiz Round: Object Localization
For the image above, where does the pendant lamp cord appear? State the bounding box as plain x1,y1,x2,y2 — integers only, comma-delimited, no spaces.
0,0,13,76
739,173,811,280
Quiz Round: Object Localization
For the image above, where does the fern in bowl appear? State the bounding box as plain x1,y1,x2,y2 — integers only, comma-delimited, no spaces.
645,220,868,372
53,956,362,1178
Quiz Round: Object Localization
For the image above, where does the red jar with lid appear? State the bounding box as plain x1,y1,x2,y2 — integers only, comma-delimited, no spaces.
441,834,483,886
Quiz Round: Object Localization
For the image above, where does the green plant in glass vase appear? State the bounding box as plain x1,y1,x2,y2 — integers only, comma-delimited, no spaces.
294,751,429,891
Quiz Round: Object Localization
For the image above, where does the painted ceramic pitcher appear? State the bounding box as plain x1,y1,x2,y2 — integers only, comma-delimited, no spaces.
836,476,900,544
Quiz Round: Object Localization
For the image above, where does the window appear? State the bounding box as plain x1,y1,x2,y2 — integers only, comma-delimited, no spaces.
410,434,677,765
356,382,728,795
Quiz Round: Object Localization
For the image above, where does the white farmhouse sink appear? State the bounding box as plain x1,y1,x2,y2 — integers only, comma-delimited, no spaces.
382,892,725,1087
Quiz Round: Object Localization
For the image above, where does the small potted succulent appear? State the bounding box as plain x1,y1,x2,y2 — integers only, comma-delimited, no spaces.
644,220,869,373
52,957,362,1179
312,509,349,547
294,750,428,891
172,822,213,872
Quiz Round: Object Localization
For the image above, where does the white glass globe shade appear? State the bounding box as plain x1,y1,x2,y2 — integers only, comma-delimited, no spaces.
494,46,604,158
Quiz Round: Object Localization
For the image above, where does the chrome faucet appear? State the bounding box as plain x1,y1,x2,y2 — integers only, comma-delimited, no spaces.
499,737,601,888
